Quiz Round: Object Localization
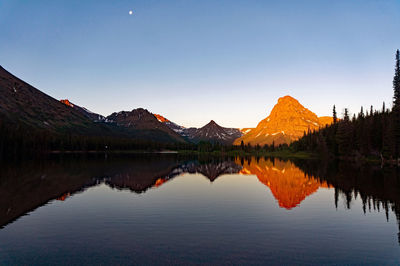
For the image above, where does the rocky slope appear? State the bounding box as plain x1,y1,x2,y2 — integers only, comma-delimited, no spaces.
318,116,334,126
240,128,254,135
60,99,105,122
234,95,334,146
154,113,186,135
187,120,242,145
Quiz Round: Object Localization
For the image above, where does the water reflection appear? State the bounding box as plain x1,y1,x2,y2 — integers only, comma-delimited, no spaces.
0,155,241,228
297,159,400,244
1,154,400,247
237,157,330,209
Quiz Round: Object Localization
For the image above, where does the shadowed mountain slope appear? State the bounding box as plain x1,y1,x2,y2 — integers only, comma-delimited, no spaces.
60,99,105,122
0,66,106,135
0,66,186,145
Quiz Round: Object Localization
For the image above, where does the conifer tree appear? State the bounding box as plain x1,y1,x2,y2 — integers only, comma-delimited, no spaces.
394,50,400,105
333,105,337,123
382,115,395,159
393,49,400,158
359,106,364,119
287,49,400,160
336,108,352,156
344,108,349,121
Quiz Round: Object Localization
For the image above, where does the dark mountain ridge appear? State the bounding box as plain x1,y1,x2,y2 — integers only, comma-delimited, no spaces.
106,109,185,143
187,120,242,145
60,99,105,122
0,65,187,155
0,66,103,135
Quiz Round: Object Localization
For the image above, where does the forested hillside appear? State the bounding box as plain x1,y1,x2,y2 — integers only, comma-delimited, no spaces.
290,50,400,161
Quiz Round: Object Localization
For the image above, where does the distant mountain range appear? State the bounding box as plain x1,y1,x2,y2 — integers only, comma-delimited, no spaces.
1,65,333,147
58,99,242,145
153,114,243,145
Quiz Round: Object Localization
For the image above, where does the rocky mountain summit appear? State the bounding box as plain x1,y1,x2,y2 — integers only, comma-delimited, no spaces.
234,95,333,146
186,120,242,145
106,109,185,142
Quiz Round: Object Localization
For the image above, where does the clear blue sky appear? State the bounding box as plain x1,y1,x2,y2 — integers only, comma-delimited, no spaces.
0,0,399,128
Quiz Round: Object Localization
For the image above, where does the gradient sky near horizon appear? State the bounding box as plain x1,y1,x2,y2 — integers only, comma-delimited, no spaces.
0,0,399,128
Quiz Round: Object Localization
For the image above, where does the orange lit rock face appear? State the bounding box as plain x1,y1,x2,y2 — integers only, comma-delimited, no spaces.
240,128,253,134
154,177,168,187
318,116,334,127
60,99,74,108
154,114,170,123
234,95,334,146
56,192,70,201
237,157,330,209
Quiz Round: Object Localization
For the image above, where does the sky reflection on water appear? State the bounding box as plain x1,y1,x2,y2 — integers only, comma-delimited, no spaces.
0,155,399,265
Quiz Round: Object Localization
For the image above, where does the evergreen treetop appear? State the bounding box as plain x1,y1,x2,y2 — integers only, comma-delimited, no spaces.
394,49,400,108
333,105,337,123
343,108,349,121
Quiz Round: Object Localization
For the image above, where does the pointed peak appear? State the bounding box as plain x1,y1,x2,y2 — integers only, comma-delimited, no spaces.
277,95,299,103
234,95,333,146
205,120,219,127
199,120,220,130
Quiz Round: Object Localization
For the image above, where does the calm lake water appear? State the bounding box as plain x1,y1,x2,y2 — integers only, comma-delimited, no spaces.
1,154,400,265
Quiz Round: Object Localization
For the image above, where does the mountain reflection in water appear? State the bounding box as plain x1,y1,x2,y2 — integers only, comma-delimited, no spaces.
237,157,330,209
1,154,400,247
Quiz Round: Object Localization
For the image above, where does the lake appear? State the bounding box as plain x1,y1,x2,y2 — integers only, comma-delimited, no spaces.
0,154,399,265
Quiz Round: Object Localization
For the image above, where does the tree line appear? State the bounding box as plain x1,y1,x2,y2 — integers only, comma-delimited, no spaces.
289,50,400,161
0,120,196,161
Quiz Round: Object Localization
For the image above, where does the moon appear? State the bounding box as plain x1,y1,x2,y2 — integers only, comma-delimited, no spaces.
129,10,133,15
